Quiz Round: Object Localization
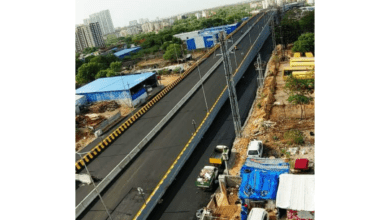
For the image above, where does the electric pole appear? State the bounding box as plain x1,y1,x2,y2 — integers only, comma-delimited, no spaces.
219,31,241,138
255,54,264,88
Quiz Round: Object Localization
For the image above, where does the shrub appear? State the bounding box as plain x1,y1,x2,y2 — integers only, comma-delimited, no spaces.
287,94,312,105
283,129,304,145
173,67,181,73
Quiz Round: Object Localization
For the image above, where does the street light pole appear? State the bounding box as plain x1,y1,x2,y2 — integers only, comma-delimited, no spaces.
137,187,147,206
76,153,113,220
173,44,179,64
192,119,197,134
197,64,209,113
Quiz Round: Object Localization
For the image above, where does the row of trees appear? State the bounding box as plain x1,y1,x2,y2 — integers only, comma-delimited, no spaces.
275,10,314,47
103,5,251,62
292,33,314,53
76,54,122,84
75,4,252,84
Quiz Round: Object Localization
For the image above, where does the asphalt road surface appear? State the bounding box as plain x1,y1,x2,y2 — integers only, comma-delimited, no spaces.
76,12,270,220
147,35,274,220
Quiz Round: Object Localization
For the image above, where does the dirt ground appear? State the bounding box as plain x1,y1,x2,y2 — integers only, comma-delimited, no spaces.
229,45,315,176
75,101,134,151
191,51,207,60
137,58,168,68
158,74,181,86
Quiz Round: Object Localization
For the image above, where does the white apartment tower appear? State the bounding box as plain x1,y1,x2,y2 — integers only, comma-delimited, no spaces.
89,10,115,36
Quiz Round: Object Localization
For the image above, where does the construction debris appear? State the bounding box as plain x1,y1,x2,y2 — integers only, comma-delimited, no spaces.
88,101,120,113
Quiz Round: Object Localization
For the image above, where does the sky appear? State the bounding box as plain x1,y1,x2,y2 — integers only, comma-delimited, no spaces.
76,0,251,27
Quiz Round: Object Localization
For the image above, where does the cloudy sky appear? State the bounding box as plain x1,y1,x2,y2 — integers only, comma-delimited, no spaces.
76,0,249,27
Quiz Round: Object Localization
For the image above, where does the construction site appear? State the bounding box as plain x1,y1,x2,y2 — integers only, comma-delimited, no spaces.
75,100,133,151
199,44,315,220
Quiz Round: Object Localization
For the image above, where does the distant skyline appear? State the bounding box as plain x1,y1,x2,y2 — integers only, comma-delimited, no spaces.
76,0,252,28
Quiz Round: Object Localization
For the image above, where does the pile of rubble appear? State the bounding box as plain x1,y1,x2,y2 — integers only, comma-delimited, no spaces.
75,114,106,128
88,101,120,113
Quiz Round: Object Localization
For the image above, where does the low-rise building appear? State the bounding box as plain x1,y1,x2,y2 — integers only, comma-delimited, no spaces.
75,72,158,106
113,47,141,59
202,10,208,18
276,174,315,219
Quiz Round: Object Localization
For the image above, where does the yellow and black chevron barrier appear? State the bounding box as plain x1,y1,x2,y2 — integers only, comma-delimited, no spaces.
75,12,261,172
76,30,228,172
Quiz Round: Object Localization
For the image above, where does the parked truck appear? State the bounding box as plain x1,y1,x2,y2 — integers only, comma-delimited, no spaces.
196,145,230,190
195,166,219,190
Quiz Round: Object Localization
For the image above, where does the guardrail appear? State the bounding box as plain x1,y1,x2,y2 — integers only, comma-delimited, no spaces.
133,11,274,220
75,13,261,219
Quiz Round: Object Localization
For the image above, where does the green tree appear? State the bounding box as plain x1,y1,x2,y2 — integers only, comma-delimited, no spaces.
84,55,96,63
299,11,314,33
106,69,116,77
76,62,104,84
284,76,314,119
292,33,314,54
76,59,83,75
163,44,182,61
95,69,109,79
109,61,122,72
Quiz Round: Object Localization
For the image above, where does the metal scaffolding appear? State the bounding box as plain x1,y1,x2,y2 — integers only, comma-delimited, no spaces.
219,31,241,137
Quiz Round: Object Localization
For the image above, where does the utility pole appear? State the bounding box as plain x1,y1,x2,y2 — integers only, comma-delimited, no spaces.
255,54,264,88
180,44,185,61
219,31,241,138
173,44,179,64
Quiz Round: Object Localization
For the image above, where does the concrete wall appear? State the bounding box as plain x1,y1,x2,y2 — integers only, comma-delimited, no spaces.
93,111,122,132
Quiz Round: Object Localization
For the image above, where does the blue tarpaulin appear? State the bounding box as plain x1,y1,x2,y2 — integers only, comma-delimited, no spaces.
239,159,289,220
239,158,289,201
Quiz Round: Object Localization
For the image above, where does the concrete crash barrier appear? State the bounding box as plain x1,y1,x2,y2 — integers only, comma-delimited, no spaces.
75,30,227,173
133,11,274,220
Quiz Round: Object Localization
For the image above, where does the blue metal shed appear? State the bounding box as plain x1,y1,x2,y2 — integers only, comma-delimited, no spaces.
114,47,142,59
76,72,155,103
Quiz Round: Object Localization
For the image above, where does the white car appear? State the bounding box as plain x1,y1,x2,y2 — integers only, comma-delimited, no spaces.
246,140,263,158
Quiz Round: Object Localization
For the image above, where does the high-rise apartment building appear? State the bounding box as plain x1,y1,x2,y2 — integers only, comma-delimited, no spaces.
88,10,115,36
89,22,105,48
127,25,142,35
75,22,105,52
139,18,149,25
83,18,91,25
129,20,138,26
